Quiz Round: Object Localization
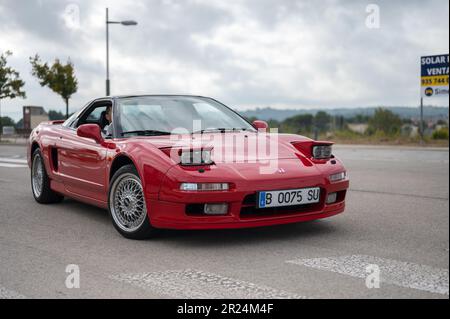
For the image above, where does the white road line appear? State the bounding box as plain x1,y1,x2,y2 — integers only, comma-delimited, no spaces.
0,286,26,299
0,157,27,168
0,157,27,164
111,269,306,299
286,255,449,295
0,163,28,168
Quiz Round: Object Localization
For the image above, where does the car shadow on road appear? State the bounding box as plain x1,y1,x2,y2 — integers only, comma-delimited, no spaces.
59,198,110,220
153,219,342,247
59,199,342,247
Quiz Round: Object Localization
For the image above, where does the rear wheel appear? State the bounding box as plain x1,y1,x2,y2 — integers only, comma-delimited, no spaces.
31,149,64,204
108,164,156,239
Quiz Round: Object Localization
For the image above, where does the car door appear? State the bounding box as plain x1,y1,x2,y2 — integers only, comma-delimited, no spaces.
57,101,110,203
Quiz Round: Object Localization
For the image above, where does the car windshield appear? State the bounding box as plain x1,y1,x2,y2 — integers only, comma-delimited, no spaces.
116,96,256,136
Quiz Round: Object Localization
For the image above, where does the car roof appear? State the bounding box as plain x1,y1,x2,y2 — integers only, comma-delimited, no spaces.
101,94,212,100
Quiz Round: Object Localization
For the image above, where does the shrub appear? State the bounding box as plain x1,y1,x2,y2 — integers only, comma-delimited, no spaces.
432,128,449,140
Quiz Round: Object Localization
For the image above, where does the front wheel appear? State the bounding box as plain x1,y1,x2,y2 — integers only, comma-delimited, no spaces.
31,149,64,204
108,164,156,239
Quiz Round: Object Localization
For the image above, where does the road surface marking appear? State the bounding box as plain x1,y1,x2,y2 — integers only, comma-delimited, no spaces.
111,269,306,299
0,157,27,164
286,255,449,295
0,163,27,168
0,157,27,168
0,286,26,299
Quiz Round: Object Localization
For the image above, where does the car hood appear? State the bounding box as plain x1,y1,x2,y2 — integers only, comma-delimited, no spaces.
123,132,312,163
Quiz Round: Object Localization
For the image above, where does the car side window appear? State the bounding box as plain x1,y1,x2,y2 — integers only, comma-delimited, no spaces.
76,103,111,128
86,107,106,122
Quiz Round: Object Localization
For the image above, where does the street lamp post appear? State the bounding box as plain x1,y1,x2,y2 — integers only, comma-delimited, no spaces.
106,8,137,96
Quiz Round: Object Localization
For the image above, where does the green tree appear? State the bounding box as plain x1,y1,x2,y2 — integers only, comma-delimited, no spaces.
282,114,314,134
48,110,65,121
432,127,449,140
314,111,331,133
368,108,402,136
30,55,78,119
267,119,280,130
0,51,26,139
0,116,15,127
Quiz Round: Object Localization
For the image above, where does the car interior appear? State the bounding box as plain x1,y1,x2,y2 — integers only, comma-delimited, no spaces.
75,102,112,131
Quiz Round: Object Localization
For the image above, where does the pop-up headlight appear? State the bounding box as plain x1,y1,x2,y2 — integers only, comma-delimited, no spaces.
180,149,213,166
312,145,333,159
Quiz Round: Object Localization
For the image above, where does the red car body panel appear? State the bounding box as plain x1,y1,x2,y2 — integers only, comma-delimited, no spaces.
28,108,349,230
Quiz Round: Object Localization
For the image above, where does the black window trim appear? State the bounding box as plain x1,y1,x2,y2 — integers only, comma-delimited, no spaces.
65,98,115,138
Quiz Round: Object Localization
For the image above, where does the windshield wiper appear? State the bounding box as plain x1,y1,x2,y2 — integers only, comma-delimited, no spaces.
121,130,172,137
192,128,249,134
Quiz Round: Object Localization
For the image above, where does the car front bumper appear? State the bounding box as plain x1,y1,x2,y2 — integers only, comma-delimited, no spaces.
146,177,349,230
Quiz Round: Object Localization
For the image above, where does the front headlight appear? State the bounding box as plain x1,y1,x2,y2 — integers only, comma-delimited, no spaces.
180,149,213,166
329,171,346,182
312,145,332,159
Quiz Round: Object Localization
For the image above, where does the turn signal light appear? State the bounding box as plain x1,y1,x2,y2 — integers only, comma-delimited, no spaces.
180,183,229,191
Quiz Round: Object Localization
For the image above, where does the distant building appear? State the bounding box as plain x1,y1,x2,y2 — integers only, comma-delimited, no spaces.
23,106,49,130
2,126,15,135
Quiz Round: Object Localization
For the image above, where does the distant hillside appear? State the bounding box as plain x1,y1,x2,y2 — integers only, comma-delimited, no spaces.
238,106,449,122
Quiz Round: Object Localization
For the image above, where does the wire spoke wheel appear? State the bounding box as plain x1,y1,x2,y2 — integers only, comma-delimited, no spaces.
32,154,44,198
110,173,147,233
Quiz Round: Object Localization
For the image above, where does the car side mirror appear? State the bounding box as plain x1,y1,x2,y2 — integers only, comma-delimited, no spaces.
77,124,104,144
252,120,269,132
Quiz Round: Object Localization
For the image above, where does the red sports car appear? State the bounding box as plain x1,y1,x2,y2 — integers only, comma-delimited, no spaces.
28,95,349,239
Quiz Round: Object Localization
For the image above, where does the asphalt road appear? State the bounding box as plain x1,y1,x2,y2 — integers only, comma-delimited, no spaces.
0,144,448,299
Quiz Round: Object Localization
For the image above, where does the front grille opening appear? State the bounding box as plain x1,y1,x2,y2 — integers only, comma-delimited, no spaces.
335,190,346,203
185,204,205,216
242,193,256,206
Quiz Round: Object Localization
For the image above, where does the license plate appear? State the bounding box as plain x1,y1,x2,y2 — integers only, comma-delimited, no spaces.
258,187,321,208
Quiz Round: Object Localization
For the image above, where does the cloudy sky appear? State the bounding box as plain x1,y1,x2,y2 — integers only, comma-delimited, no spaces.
0,0,449,121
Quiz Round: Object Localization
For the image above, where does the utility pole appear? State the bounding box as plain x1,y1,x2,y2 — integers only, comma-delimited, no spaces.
105,8,137,96
106,8,110,96
420,97,424,145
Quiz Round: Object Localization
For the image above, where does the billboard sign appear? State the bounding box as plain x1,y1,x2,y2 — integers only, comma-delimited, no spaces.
421,54,449,98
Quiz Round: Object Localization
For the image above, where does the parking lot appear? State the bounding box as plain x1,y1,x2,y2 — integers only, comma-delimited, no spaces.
0,144,448,299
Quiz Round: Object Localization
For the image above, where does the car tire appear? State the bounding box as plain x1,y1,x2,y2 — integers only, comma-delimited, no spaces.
108,164,156,240
31,148,64,204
